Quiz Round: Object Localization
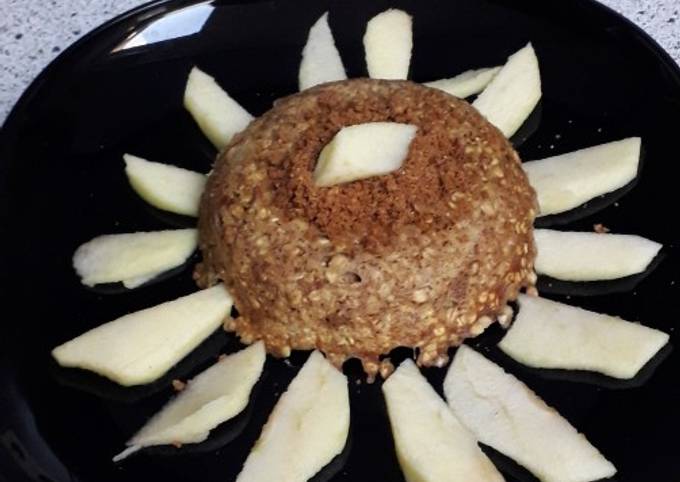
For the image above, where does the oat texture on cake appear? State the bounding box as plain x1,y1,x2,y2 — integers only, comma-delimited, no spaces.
195,78,538,379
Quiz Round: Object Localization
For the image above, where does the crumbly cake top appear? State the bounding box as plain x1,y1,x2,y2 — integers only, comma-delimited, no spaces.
223,78,532,252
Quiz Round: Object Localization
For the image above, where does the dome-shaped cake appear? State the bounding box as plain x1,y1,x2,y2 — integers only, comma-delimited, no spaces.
195,78,537,379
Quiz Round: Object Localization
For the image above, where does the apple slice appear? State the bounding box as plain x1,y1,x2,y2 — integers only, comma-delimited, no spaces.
52,284,233,386
124,154,206,217
472,43,541,138
424,67,501,99
523,138,641,216
298,12,347,90
499,295,669,379
236,351,349,482
114,342,266,461
445,346,616,482
383,359,504,482
363,9,413,80
184,67,254,150
73,229,197,289
534,229,662,281
313,122,417,187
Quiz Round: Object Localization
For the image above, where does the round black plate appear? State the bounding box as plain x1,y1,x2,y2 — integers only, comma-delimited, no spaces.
1,0,680,481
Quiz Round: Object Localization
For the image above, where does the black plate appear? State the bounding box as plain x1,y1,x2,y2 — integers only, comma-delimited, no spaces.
1,0,680,481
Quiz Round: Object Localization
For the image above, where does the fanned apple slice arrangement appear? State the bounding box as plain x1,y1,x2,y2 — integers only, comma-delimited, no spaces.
52,7,673,482
383,360,504,482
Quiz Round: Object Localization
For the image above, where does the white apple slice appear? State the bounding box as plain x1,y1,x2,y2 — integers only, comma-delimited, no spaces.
499,295,669,379
236,351,349,482
472,43,541,137
534,229,662,281
120,273,157,290
298,12,347,91
114,342,266,461
183,67,254,150
73,229,197,288
424,67,501,99
523,138,641,216
52,284,233,386
313,122,416,187
124,154,206,217
445,346,616,482
383,359,504,482
363,9,413,80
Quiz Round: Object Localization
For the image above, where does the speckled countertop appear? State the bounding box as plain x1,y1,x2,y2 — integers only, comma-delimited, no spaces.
0,0,678,125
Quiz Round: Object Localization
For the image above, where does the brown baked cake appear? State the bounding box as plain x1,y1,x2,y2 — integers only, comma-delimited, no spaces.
195,78,537,379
